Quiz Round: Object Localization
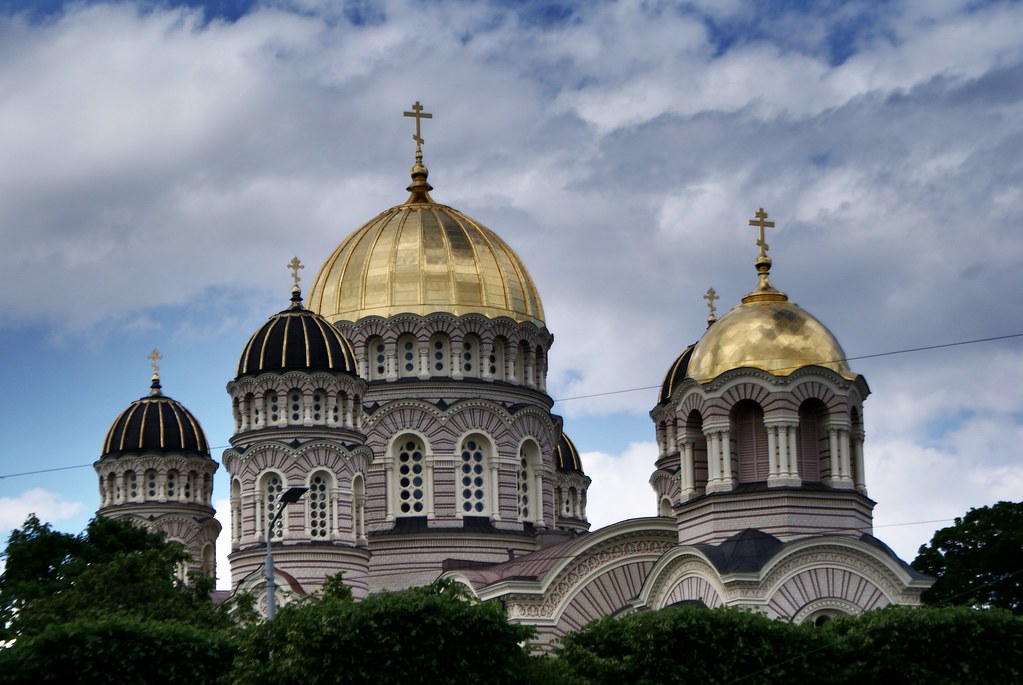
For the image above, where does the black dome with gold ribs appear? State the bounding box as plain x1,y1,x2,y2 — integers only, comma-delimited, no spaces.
554,433,584,474
658,343,695,405
237,284,358,379
101,377,209,458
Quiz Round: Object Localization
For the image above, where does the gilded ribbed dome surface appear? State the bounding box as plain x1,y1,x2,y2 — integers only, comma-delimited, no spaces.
687,298,855,382
236,286,358,379
308,165,545,326
102,380,209,458
554,433,584,474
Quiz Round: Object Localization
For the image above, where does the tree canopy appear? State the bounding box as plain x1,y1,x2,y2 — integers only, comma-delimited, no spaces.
0,515,242,685
912,500,1023,614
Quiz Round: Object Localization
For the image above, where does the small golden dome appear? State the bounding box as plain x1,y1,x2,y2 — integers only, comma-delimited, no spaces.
686,298,855,382
308,164,545,326
687,208,856,383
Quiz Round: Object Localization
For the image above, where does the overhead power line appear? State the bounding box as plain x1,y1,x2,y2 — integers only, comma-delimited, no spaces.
1,332,1020,481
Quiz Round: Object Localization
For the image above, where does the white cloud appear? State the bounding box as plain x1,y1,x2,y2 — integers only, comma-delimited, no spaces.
0,489,83,533
581,442,660,529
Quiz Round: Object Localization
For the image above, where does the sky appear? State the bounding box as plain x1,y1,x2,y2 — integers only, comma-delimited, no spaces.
1,0,1021,589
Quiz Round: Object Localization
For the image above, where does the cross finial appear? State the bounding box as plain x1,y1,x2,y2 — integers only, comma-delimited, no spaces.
403,101,433,156
288,256,304,287
704,287,719,326
148,348,163,376
748,208,775,258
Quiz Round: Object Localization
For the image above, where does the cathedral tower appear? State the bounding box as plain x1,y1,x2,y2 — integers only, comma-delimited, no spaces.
651,209,872,544
223,265,373,601
306,103,581,590
94,352,220,579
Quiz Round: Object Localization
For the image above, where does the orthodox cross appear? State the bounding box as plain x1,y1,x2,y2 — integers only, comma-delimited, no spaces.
748,208,775,258
288,256,304,286
403,101,432,154
704,287,719,321
148,348,163,375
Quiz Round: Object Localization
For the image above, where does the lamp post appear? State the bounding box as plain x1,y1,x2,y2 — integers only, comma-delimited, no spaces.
265,485,308,621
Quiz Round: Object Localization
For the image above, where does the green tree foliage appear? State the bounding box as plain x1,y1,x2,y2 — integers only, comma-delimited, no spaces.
556,604,1023,685
230,577,557,684
556,605,827,684
824,605,1023,685
912,500,1023,613
0,515,241,684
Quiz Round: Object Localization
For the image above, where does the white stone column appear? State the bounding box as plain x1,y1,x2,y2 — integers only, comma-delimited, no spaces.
766,426,780,481
525,349,536,389
481,341,494,382
852,430,867,492
418,340,430,380
720,429,733,487
451,336,464,381
707,431,721,486
424,458,435,520
384,463,395,521
489,463,501,520
532,471,544,525
828,428,840,484
385,342,397,381
680,439,695,497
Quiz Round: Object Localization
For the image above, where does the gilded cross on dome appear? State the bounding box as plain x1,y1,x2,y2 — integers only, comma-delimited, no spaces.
748,208,775,258
403,101,432,155
148,348,163,376
288,256,304,286
704,287,719,325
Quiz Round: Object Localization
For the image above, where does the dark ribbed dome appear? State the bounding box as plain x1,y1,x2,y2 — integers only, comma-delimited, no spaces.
554,433,584,474
101,378,209,458
658,344,695,405
237,285,359,379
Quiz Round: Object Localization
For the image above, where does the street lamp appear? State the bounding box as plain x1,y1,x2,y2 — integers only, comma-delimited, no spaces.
265,485,308,621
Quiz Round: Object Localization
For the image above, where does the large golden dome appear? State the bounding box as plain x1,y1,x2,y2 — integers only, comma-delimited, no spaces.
687,210,855,383
308,158,544,326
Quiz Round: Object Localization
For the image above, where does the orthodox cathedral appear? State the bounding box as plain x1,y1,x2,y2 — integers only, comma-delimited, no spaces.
93,104,931,643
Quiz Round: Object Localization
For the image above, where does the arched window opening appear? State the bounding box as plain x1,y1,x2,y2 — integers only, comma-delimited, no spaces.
490,338,506,381
395,436,427,516
367,336,386,380
266,391,280,425
245,392,257,428
429,334,449,375
307,471,333,539
201,543,215,577
184,471,196,502
459,436,489,515
733,400,769,483
126,471,138,502
231,479,242,544
145,469,158,500
310,391,323,422
462,335,480,378
397,334,418,378
166,470,178,499
263,473,285,540
288,389,303,424
686,410,708,493
659,496,673,517
798,399,828,482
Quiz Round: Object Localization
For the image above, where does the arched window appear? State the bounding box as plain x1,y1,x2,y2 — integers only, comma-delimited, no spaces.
184,471,196,502
733,400,769,483
166,470,178,500
490,337,506,381
518,440,541,522
266,391,280,425
245,392,257,428
310,390,326,423
352,474,366,543
797,399,828,482
659,496,673,516
231,479,242,544
262,473,285,540
287,389,303,424
394,436,427,516
367,336,386,380
686,410,708,493
429,333,449,375
201,543,215,577
461,335,480,378
459,435,490,515
307,470,333,539
126,470,138,502
145,469,158,500
397,334,418,378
